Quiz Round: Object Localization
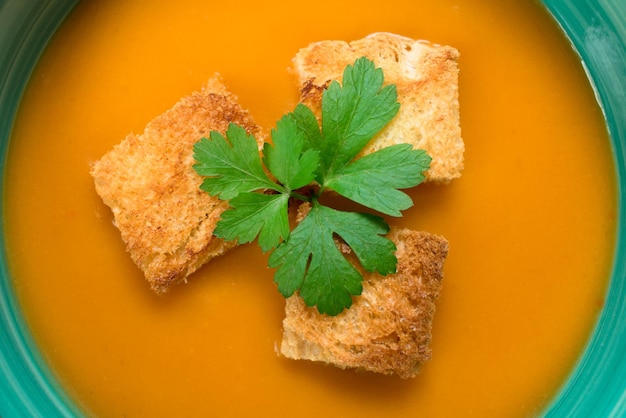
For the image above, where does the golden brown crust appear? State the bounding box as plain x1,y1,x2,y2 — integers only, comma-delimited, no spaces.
294,32,464,183
280,228,449,378
91,76,265,293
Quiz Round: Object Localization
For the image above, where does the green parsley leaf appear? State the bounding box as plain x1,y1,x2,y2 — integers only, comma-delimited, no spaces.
193,123,278,200
318,57,400,182
214,192,290,252
193,56,432,315
268,203,396,315
263,113,319,191
325,144,432,216
291,103,323,152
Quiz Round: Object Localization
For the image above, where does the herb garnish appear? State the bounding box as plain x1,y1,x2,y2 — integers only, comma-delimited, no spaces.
193,57,431,315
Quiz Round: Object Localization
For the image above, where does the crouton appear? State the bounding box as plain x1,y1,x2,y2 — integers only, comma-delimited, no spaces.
293,32,464,183
280,228,448,378
91,75,265,293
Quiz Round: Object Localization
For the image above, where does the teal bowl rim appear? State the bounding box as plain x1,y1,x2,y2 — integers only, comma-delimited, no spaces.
0,1,624,416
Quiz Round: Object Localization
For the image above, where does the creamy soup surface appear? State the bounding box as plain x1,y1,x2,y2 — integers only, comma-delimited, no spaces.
5,0,617,416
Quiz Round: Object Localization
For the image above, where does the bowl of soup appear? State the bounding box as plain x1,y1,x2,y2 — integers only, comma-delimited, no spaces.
1,0,624,416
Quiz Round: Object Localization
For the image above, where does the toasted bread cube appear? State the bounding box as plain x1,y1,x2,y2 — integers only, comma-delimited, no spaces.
293,32,464,183
91,76,265,293
280,228,448,378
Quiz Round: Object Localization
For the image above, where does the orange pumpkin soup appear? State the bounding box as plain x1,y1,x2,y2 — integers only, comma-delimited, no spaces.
4,0,616,416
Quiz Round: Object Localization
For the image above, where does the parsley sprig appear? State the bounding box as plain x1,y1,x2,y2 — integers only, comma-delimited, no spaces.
193,57,431,315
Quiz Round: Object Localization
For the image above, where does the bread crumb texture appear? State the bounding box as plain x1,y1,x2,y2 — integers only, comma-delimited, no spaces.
294,32,464,183
280,228,449,378
90,76,265,293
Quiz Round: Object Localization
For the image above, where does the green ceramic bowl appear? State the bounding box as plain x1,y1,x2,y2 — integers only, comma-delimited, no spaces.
1,1,624,416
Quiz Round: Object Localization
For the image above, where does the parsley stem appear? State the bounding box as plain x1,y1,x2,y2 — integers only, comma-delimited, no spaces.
290,190,312,202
